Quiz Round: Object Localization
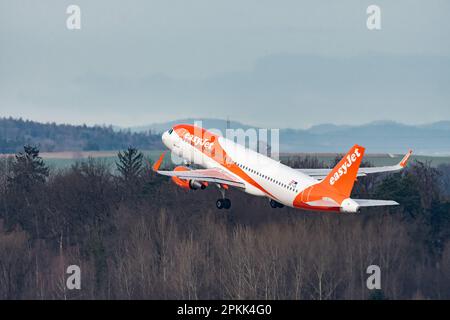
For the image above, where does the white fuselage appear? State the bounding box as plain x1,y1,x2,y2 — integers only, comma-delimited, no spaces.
162,130,320,207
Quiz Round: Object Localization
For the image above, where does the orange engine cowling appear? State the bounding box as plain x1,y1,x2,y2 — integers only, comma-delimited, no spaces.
171,166,208,190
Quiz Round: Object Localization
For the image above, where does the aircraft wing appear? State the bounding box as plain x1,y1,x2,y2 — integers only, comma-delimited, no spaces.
151,152,245,188
156,168,246,188
297,150,412,180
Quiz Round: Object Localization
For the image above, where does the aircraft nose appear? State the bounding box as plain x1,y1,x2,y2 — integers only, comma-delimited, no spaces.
162,130,168,142
162,130,170,148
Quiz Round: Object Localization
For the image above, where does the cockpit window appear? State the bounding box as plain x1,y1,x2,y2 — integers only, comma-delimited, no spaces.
168,128,173,134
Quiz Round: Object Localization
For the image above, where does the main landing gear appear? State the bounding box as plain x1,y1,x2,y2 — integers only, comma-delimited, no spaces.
270,199,284,209
216,185,231,210
216,198,231,210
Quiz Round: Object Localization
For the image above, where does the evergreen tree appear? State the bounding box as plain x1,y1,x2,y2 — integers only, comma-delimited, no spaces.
374,172,421,217
7,145,49,191
4,145,49,238
116,147,144,182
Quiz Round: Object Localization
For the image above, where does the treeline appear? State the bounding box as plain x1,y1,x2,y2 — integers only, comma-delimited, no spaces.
0,146,449,299
0,117,163,153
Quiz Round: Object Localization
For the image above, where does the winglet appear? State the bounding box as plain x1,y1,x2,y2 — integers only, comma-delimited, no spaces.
152,152,166,172
399,149,413,168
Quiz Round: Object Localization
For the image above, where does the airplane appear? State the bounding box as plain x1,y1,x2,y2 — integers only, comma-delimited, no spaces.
152,124,412,213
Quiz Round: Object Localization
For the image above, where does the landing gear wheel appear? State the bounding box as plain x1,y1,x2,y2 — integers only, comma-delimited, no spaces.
270,199,284,208
223,198,231,209
216,198,231,210
216,199,224,209
270,199,278,208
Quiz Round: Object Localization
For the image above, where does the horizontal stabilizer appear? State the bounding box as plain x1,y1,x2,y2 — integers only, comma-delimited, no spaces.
305,198,399,211
353,199,399,207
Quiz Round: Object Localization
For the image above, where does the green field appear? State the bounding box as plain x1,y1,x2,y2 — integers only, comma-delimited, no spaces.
37,150,167,171
28,151,450,171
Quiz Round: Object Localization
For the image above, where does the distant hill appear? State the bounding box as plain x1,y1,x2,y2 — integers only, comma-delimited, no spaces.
126,118,254,134
129,118,450,155
0,118,163,153
3,117,450,155
278,121,450,154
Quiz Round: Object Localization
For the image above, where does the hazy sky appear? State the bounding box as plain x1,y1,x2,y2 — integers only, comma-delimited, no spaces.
1,0,449,128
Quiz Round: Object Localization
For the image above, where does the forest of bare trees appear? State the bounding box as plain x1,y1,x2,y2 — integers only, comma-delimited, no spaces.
0,146,449,300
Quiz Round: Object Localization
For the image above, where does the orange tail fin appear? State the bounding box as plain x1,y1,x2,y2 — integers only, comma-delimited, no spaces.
321,145,365,199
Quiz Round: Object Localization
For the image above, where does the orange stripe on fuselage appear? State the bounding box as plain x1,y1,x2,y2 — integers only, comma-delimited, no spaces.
173,124,279,200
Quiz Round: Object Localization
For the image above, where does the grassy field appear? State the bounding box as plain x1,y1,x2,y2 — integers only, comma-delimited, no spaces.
2,150,449,170
0,150,167,171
